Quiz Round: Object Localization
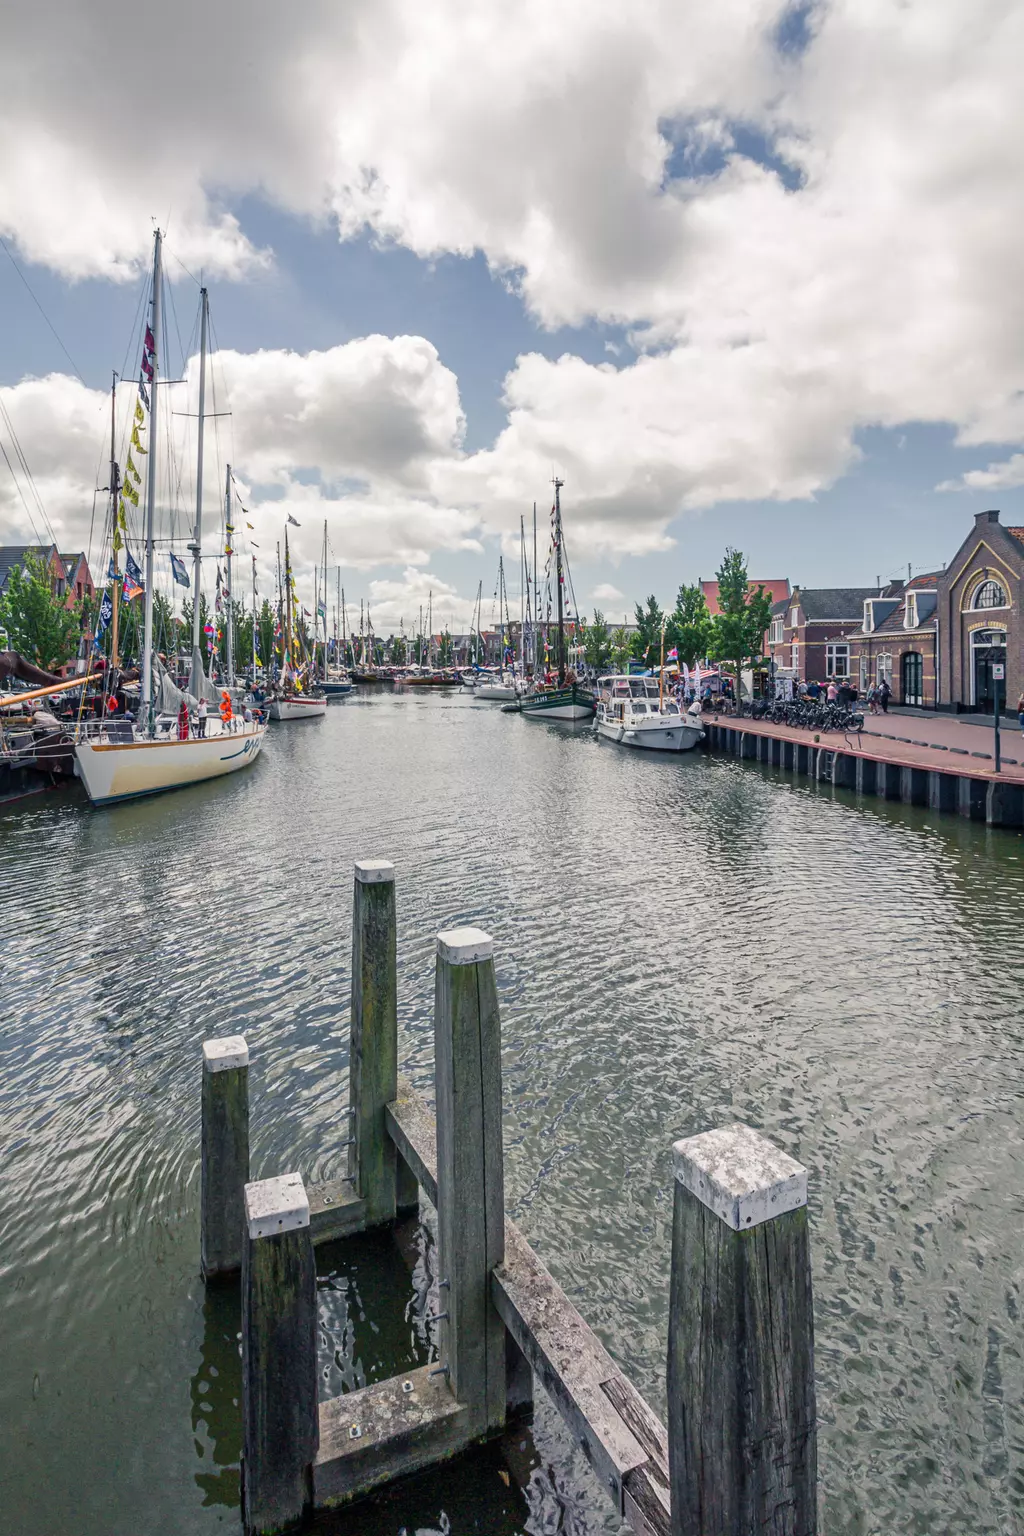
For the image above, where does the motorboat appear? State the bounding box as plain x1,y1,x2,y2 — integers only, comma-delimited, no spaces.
595,675,704,752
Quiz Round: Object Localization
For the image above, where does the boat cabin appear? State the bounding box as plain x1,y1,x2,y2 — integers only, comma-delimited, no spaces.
597,674,681,720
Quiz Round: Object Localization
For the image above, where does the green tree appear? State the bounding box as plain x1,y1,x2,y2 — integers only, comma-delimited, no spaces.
708,549,774,701
0,552,85,669
180,594,210,653
582,609,611,672
666,582,713,667
438,629,454,665
233,603,254,673
390,633,407,665
611,626,631,671
151,590,174,658
630,595,665,663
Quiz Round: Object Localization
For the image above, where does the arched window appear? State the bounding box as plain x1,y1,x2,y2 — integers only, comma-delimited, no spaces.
973,579,1007,609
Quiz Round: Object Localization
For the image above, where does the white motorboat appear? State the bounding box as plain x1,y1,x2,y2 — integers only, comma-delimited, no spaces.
474,672,520,701
268,692,327,721
595,675,704,752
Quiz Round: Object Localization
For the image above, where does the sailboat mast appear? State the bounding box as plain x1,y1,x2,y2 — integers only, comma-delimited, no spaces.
275,541,282,674
537,503,543,672
251,554,258,681
520,515,526,679
497,559,504,674
554,477,565,686
225,465,235,689
141,229,162,728
284,529,293,678
190,287,209,682
109,372,121,669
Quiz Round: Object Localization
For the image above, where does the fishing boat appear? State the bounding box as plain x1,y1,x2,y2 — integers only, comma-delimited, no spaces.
595,675,705,752
519,478,595,723
74,233,266,807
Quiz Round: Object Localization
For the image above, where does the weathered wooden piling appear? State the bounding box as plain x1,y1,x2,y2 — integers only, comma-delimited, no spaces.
201,1035,250,1278
434,926,508,1434
350,859,405,1227
667,1124,817,1536
242,1173,318,1536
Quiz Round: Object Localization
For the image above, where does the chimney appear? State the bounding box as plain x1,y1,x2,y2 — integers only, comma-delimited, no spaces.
975,509,1001,525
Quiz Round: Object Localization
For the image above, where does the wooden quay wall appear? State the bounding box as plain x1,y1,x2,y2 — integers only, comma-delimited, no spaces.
201,859,821,1536
701,717,1024,829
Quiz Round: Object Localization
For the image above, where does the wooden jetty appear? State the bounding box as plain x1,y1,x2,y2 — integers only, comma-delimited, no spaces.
702,715,1024,828
201,858,819,1535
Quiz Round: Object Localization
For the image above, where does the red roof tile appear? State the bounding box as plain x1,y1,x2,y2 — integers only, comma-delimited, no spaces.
700,578,790,616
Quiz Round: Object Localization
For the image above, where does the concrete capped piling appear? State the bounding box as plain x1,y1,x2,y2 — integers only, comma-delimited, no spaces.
668,1124,817,1536
242,1173,318,1536
201,1035,250,1278
434,926,508,1434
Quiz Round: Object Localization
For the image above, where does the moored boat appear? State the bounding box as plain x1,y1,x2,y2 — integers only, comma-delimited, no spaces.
268,692,327,720
519,477,595,723
595,675,704,751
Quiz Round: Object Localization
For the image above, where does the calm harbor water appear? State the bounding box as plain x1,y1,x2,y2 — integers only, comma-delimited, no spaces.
3,689,1024,1535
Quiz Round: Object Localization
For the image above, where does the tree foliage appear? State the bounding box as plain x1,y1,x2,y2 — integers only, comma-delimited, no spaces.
630,595,665,662
611,626,631,671
0,553,85,669
438,629,454,665
666,582,713,667
582,610,611,671
708,549,773,697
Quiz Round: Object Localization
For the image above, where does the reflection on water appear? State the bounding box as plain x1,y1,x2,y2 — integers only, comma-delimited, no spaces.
2,691,1024,1534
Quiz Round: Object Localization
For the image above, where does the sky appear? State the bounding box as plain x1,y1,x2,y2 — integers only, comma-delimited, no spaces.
1,0,1023,635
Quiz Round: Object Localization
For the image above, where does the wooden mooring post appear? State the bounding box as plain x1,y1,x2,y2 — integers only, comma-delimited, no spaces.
201,1035,250,1279
201,858,820,1535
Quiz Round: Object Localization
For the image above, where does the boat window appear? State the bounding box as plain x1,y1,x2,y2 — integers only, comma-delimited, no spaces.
664,701,679,713
613,683,629,696
629,680,646,697
644,681,660,697
632,701,647,713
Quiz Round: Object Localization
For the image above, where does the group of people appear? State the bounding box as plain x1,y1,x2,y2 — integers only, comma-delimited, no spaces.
781,676,892,713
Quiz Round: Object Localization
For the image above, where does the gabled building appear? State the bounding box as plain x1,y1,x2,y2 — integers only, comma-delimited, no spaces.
935,509,1024,713
0,544,68,597
699,578,791,616
768,585,898,684
844,576,940,705
60,552,95,607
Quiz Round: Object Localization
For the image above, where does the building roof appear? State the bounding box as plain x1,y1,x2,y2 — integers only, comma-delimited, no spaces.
0,544,59,591
701,578,790,616
792,586,885,621
1006,528,1024,546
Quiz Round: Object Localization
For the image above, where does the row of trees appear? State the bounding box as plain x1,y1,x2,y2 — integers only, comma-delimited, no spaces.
580,549,774,684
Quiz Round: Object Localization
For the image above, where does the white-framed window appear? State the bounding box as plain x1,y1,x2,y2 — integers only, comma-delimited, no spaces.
770,617,784,644
973,579,1007,610
876,652,892,684
859,655,869,691
905,592,917,629
789,606,800,627
791,643,800,671
863,600,875,633
826,643,850,678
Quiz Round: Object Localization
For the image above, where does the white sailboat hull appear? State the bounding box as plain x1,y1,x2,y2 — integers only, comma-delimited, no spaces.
268,696,327,720
595,716,704,752
474,683,518,701
74,723,266,806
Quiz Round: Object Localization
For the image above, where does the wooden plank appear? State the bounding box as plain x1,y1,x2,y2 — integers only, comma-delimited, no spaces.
602,1375,671,1536
668,1125,817,1536
384,1081,438,1207
350,860,398,1227
315,1364,471,1506
493,1219,648,1510
307,1179,367,1245
242,1174,318,1536
434,927,507,1433
201,1036,250,1279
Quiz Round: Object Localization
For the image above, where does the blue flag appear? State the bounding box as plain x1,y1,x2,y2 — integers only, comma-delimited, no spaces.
93,590,114,650
107,557,117,581
138,375,150,410
170,552,190,588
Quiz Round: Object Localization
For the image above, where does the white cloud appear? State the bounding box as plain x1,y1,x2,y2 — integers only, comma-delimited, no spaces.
592,583,624,602
937,454,1024,493
2,0,1024,553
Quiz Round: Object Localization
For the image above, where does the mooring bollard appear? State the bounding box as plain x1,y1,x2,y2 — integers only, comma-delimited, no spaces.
434,927,507,1435
201,1035,250,1279
667,1124,817,1536
242,1173,319,1536
350,859,411,1225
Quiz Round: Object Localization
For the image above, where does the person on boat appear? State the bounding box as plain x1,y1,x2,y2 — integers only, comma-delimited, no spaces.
177,700,189,741
196,697,208,738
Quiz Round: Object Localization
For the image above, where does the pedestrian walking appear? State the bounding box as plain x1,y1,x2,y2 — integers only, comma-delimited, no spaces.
878,677,891,714
867,682,879,715
1018,690,1024,737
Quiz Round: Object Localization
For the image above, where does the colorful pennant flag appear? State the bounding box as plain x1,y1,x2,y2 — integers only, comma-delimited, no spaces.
134,401,145,425
141,352,154,382
139,376,150,410
144,325,155,355
130,424,147,454
92,591,114,650
170,552,190,588
122,552,144,601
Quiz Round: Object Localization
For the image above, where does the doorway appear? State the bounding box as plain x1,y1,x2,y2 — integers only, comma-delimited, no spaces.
900,651,923,707
970,628,1007,711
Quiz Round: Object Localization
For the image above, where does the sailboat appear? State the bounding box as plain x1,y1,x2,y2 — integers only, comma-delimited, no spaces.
473,558,520,700
74,232,267,807
518,478,595,721
267,527,327,720
318,523,352,696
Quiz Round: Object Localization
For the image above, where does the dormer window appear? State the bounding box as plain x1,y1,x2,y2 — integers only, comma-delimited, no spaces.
973,579,1007,609
905,593,917,629
863,600,874,633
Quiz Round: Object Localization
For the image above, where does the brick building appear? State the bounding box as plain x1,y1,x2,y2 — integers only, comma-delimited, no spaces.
843,576,939,705
934,509,1024,713
768,585,897,686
